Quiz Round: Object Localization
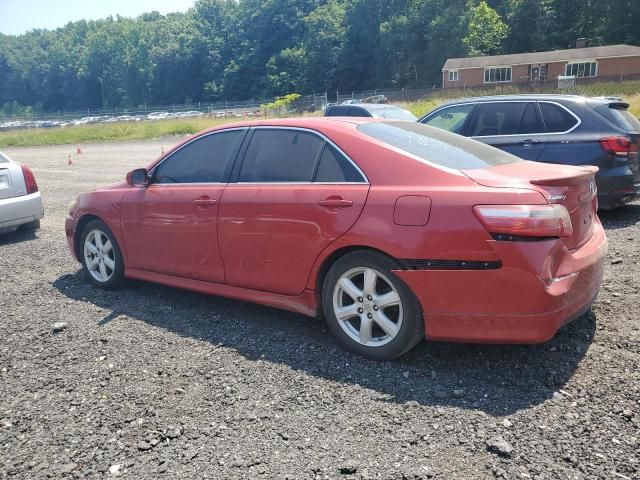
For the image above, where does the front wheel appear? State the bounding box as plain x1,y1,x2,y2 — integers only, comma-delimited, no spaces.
322,251,424,360
80,219,125,289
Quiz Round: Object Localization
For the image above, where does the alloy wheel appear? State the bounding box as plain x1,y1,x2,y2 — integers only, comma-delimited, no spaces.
332,267,404,347
83,229,116,283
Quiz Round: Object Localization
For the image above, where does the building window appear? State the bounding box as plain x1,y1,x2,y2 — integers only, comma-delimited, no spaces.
484,67,512,83
448,70,459,81
565,61,597,78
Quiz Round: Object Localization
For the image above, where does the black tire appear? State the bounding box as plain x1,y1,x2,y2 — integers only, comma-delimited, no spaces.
79,219,125,289
20,219,40,231
322,250,424,360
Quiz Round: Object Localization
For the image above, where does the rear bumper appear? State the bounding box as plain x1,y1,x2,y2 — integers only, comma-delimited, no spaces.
0,192,44,233
596,169,640,209
394,220,607,344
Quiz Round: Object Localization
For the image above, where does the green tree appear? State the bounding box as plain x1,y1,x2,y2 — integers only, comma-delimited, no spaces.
462,0,509,56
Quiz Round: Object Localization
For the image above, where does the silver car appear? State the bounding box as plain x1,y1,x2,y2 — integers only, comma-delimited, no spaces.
0,152,44,235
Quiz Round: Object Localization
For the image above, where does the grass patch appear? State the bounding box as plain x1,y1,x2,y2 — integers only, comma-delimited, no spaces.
0,117,234,147
2,80,640,147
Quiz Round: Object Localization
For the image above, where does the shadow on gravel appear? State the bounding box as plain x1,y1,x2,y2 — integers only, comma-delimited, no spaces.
599,203,640,230
0,228,39,245
53,271,595,416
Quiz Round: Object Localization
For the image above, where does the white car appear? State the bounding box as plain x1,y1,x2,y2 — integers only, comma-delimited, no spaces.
0,152,44,235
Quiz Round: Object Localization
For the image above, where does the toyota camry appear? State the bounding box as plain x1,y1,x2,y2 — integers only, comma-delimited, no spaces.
65,118,606,359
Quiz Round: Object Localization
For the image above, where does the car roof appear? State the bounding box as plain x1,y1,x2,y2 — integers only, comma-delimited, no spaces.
434,94,593,107
186,116,386,138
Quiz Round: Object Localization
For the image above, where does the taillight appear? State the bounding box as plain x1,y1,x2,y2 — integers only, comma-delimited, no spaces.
473,204,573,238
21,165,39,194
599,136,638,156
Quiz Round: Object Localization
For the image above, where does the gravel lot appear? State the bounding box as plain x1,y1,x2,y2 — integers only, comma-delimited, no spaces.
1,139,639,480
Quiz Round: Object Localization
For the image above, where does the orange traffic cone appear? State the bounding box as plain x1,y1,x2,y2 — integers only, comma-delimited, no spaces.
76,144,82,154
68,154,73,165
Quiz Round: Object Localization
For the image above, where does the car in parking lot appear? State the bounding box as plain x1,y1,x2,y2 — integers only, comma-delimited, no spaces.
325,103,417,121
419,95,640,209
0,152,44,235
66,118,606,359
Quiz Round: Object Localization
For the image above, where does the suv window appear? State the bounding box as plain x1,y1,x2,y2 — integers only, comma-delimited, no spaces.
519,103,545,134
348,107,372,117
421,104,474,134
315,144,364,182
470,102,527,136
325,107,345,117
358,122,520,169
153,129,244,184
539,102,578,133
239,129,324,182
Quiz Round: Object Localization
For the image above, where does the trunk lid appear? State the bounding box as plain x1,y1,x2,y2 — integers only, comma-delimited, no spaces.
0,153,28,200
463,161,598,250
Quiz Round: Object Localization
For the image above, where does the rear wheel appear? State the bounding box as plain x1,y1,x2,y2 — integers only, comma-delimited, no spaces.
80,219,124,289
322,251,424,360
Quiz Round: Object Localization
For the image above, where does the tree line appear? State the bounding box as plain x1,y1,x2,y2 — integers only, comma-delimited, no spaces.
0,0,638,113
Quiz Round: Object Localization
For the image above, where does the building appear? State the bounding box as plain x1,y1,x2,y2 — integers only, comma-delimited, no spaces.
442,44,640,88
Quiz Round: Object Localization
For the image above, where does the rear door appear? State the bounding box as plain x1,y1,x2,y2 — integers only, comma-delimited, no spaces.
0,153,27,200
467,102,547,160
218,127,369,296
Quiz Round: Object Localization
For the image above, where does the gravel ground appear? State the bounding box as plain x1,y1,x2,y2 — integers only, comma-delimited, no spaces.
1,139,639,480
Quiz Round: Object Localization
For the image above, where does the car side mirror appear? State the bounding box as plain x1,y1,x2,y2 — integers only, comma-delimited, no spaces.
126,168,149,186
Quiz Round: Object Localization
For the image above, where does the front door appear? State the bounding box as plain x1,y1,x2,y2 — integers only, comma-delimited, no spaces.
219,128,369,295
121,128,245,283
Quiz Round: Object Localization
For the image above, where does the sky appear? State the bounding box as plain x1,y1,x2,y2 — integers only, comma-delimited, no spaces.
0,0,196,35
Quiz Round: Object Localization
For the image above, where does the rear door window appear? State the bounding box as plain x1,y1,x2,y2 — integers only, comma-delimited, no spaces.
239,129,324,182
314,144,364,182
519,103,545,134
358,122,520,169
539,102,579,133
153,129,244,184
469,102,527,136
421,104,474,134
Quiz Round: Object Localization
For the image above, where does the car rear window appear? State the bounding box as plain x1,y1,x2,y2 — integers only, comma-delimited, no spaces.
0,153,8,163
594,103,640,132
357,122,521,169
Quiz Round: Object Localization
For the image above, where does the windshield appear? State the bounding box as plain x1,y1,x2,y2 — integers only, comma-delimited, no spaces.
371,107,417,121
357,121,521,170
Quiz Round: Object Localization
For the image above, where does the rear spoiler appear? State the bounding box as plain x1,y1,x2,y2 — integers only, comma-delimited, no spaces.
530,166,598,186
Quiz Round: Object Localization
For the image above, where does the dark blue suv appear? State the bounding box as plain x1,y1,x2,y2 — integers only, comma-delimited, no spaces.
419,95,640,209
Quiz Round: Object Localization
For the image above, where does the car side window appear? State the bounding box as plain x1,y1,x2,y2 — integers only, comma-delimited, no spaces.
239,129,324,182
153,130,244,184
421,104,474,134
539,102,578,133
314,144,364,182
519,103,545,134
348,107,371,117
470,102,527,136
325,107,343,117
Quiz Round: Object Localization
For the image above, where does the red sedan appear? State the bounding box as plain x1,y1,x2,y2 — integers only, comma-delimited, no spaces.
65,118,607,359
